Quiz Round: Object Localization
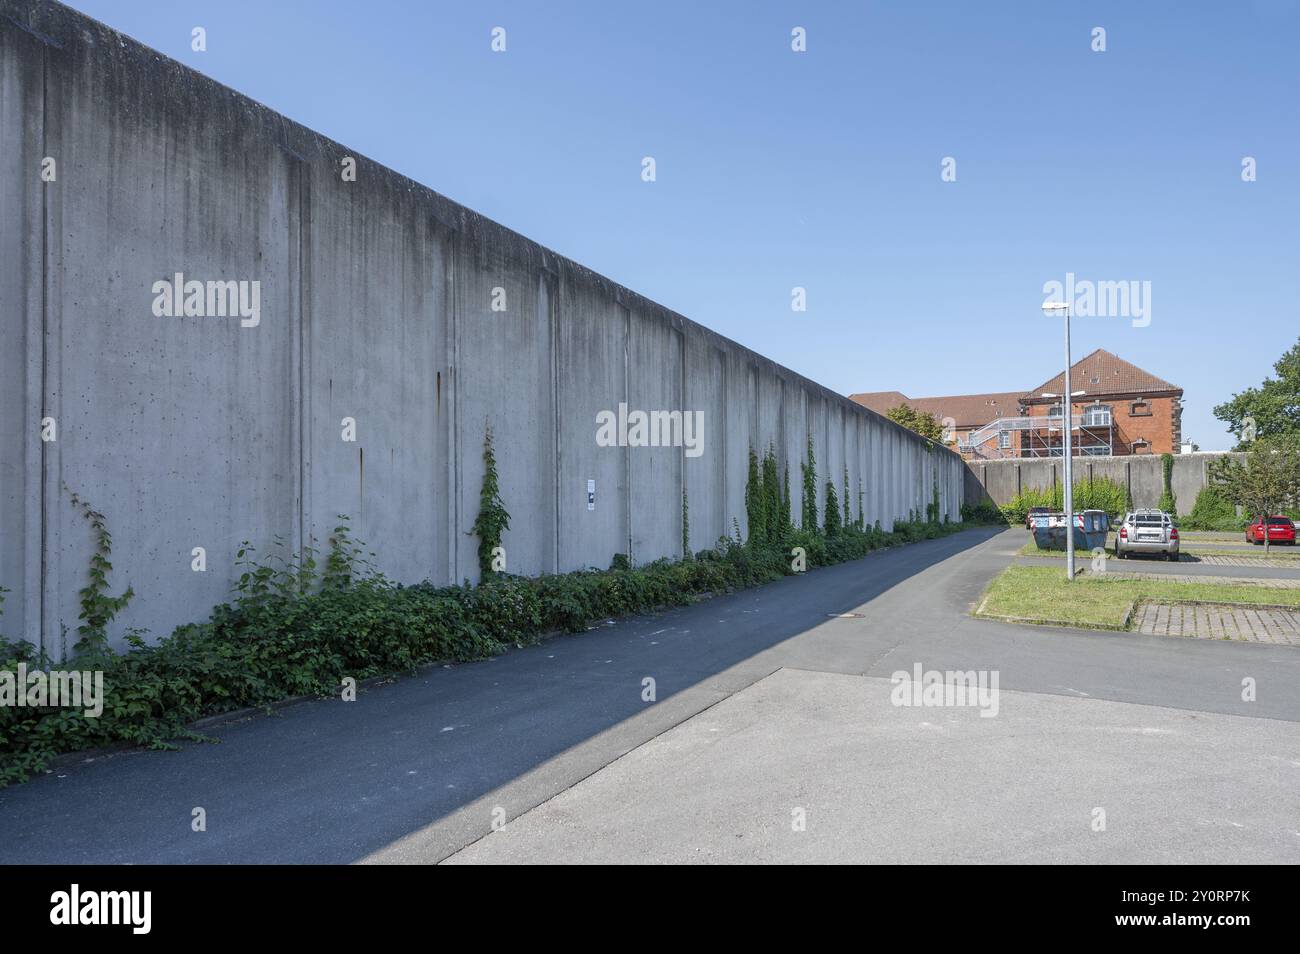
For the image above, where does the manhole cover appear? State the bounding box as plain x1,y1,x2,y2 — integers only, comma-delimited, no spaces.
827,612,865,618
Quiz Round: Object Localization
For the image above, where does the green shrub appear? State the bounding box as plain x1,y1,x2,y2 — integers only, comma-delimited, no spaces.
0,495,974,787
1000,476,1129,524
961,501,1008,524
1181,486,1246,531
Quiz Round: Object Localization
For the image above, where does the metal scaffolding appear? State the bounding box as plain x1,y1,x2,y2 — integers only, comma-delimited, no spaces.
959,409,1117,460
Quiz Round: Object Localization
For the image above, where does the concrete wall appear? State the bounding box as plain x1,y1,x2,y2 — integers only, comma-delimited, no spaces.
0,0,966,655
966,453,1241,513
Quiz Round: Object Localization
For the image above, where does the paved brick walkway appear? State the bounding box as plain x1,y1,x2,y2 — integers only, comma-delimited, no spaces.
1135,602,1300,645
1190,554,1300,568
1104,570,1300,589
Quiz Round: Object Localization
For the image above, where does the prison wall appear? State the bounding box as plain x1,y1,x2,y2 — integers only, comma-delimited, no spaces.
0,0,966,654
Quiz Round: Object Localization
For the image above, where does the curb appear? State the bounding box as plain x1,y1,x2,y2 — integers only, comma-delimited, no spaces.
971,602,1135,633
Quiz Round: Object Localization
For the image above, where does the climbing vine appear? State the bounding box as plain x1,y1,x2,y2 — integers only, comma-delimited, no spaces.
472,426,511,577
66,488,134,655
681,488,690,558
842,466,851,528
745,446,765,543
1158,452,1177,515
801,437,818,531
823,479,841,536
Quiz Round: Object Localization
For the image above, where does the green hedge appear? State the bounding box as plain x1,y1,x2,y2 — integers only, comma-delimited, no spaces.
1,516,972,787
961,501,1010,525
998,476,1129,525
1179,486,1246,531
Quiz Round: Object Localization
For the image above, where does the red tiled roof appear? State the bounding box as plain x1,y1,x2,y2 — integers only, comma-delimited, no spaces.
847,391,910,415
850,391,1026,428
849,350,1180,431
1025,349,1181,401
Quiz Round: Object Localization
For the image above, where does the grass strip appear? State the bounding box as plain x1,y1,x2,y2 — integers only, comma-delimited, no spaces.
975,564,1300,630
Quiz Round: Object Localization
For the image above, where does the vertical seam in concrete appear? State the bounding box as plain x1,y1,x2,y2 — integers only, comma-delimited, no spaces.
719,349,727,538
449,236,460,583
678,326,685,556
296,160,311,557
550,273,560,573
623,304,631,561
38,40,49,656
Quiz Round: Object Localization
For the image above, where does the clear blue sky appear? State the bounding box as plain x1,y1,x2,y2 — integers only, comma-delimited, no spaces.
67,0,1299,450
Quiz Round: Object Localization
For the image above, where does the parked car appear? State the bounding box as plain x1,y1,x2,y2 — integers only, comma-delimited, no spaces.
1025,506,1053,530
1246,516,1297,546
1114,509,1179,561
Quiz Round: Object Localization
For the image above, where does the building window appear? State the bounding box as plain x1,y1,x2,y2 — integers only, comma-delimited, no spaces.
998,430,1010,449
1132,439,1152,454
1083,404,1112,427
1130,400,1152,417
1081,444,1109,457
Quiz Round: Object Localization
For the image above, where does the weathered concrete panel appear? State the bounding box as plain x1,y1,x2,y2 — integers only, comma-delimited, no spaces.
305,164,447,584
453,233,556,579
627,307,683,563
683,336,724,551
0,16,44,646
556,283,628,571
34,16,299,653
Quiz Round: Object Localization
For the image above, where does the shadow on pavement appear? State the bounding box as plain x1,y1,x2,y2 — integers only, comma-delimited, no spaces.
0,527,1003,864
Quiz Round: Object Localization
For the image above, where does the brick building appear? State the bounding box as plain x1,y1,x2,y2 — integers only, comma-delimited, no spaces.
850,349,1183,460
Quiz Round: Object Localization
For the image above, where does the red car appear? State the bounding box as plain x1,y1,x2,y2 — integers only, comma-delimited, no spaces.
1246,516,1296,546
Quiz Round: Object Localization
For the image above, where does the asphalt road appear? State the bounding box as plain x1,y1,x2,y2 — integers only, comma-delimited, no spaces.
3,527,1298,864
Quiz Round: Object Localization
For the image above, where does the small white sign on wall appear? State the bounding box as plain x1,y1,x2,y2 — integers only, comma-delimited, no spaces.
587,479,596,511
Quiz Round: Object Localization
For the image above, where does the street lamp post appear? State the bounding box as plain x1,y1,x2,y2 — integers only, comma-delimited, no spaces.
1043,302,1077,580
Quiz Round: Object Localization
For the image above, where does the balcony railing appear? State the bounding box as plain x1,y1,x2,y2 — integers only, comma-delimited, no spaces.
959,413,1116,459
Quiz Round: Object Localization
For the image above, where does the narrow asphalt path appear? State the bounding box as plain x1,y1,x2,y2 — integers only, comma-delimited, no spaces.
4,526,1298,864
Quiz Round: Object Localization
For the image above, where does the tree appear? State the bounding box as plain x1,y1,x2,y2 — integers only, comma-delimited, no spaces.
886,403,944,442
1213,337,1300,448
1208,437,1300,553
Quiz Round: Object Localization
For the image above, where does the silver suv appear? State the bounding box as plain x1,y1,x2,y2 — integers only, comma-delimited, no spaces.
1114,509,1179,561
